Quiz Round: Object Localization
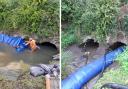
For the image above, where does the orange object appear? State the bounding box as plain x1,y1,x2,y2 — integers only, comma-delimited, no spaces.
30,40,37,51
45,74,51,89
26,38,37,52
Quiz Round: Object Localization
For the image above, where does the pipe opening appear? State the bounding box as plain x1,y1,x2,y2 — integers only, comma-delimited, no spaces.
79,39,99,52
37,42,58,50
106,41,126,53
85,39,99,48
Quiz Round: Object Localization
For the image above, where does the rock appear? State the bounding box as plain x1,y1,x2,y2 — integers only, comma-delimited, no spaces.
52,54,60,60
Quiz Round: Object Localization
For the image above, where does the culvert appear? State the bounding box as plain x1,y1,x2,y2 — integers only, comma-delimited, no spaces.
79,38,99,52
106,41,127,53
37,42,58,50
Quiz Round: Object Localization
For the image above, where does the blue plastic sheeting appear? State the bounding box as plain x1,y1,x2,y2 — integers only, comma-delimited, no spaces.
0,34,28,52
62,47,125,89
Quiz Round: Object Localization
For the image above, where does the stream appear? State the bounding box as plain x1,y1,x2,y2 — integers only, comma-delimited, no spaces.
0,43,58,80
0,43,58,67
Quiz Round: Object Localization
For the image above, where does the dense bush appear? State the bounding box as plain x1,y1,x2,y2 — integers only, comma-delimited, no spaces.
0,0,59,37
62,30,77,48
62,0,120,43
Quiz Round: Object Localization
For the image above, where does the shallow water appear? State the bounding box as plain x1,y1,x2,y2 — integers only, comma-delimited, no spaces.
0,44,58,67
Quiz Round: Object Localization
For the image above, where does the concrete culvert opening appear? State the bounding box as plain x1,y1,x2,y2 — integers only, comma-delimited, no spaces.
38,42,58,50
106,41,127,53
85,39,99,48
80,39,99,52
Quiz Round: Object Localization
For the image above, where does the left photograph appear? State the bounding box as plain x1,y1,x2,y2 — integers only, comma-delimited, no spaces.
0,0,60,89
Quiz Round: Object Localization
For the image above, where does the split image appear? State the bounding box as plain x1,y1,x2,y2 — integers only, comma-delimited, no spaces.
1,0,128,89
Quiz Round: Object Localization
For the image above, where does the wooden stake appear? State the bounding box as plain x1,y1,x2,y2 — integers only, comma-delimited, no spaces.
45,74,51,89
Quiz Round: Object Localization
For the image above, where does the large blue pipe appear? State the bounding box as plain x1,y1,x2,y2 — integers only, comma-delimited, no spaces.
62,47,125,89
0,34,28,52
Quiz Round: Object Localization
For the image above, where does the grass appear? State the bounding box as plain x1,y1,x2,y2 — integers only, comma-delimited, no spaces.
94,68,128,89
0,73,45,89
61,31,78,49
61,50,75,79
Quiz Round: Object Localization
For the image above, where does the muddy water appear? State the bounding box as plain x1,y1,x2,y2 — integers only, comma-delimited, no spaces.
0,44,58,67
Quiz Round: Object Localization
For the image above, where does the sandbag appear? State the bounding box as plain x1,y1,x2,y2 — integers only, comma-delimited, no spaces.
30,64,60,77
30,66,45,77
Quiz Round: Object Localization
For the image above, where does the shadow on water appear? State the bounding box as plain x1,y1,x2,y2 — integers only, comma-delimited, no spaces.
0,43,58,67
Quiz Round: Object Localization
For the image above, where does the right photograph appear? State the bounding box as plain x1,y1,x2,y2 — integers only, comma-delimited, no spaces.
61,0,128,89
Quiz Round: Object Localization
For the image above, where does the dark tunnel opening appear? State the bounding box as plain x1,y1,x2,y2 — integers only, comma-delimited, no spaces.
106,41,127,53
79,39,99,52
85,39,99,48
37,42,58,50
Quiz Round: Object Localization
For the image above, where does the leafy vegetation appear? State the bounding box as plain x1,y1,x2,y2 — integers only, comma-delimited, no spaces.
62,0,121,47
120,0,128,4
116,47,128,73
94,69,128,89
62,30,77,48
0,0,59,37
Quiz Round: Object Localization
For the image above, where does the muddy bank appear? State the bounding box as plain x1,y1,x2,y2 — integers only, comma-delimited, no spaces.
0,62,45,89
0,61,60,89
0,72,45,89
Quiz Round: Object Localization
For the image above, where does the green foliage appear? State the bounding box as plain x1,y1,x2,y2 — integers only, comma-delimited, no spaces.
62,0,120,42
0,0,59,37
62,30,77,48
94,69,128,89
83,0,120,40
120,0,128,4
116,47,128,73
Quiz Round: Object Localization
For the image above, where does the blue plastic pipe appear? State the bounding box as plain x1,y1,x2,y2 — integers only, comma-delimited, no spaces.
0,34,28,52
62,47,125,89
